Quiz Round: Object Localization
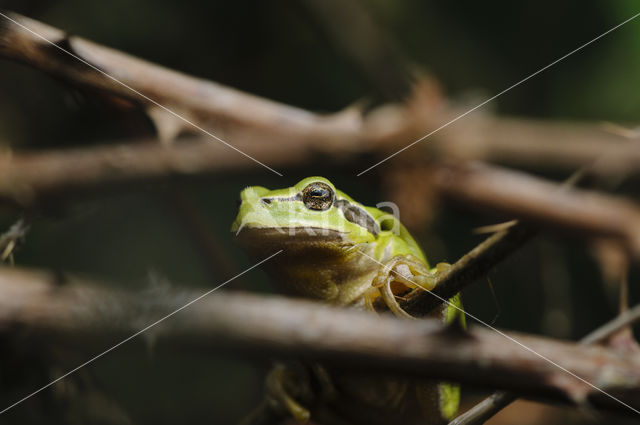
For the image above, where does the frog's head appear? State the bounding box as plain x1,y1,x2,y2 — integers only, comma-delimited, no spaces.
231,177,379,246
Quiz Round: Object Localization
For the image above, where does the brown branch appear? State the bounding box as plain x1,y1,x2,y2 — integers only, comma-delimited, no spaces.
1,12,640,176
582,304,640,346
1,267,640,416
3,139,640,266
401,221,536,317
0,11,363,147
448,392,517,425
427,162,640,258
429,117,640,179
396,161,640,316
0,138,304,208
449,304,640,425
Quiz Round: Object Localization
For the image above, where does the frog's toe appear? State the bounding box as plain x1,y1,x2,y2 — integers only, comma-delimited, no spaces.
288,404,310,424
435,262,452,274
379,277,415,319
412,274,436,291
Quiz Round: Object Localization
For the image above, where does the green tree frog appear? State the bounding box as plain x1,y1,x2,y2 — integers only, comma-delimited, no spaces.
232,176,464,425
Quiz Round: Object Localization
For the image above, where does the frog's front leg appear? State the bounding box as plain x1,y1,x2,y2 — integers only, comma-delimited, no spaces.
264,363,312,424
368,256,449,318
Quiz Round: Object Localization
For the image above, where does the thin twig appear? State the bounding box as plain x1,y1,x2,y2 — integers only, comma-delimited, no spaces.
400,222,536,316
581,304,640,345
0,217,29,263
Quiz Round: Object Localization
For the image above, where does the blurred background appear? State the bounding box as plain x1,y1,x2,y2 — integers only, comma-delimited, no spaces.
0,1,639,424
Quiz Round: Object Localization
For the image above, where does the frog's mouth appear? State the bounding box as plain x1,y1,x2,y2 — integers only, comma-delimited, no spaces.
234,226,350,246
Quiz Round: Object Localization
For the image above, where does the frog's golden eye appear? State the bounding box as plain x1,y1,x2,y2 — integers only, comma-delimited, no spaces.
302,182,334,211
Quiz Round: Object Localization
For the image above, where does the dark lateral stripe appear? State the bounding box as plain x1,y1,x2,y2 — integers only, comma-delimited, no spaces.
335,199,380,236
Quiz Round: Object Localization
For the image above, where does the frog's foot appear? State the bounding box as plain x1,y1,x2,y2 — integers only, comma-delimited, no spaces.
265,364,311,424
371,257,447,319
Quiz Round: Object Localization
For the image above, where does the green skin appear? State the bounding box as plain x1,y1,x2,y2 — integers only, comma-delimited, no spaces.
232,177,464,425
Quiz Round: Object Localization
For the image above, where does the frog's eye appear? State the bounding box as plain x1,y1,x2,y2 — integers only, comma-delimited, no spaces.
302,182,334,211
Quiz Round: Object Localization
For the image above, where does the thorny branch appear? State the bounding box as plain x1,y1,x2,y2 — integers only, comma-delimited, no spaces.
0,267,639,416
449,304,640,425
0,12,362,147
1,12,640,177
398,160,640,316
400,220,536,317
2,145,640,264
0,13,639,257
0,138,303,208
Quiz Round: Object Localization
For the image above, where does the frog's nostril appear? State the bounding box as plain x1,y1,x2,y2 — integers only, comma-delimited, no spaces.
261,198,272,205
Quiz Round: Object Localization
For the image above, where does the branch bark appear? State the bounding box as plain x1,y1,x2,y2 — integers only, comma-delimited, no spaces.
401,221,536,316
3,138,640,263
398,161,640,316
449,304,640,425
0,11,364,148
0,138,303,208
1,12,640,177
428,162,640,258
0,267,639,416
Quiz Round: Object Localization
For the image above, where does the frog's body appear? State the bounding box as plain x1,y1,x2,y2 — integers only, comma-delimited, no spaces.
232,177,464,425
